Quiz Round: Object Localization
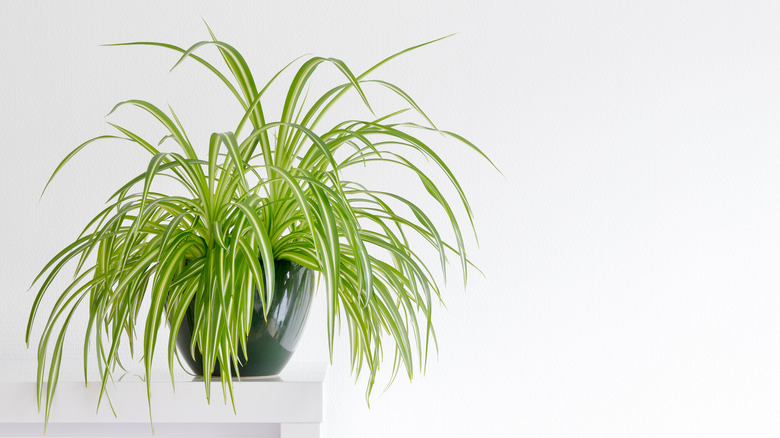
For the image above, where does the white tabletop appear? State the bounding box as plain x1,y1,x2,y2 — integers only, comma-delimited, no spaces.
0,360,327,437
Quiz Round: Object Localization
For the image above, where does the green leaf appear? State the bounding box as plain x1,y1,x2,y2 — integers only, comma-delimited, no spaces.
106,100,197,160
40,135,125,198
233,200,275,316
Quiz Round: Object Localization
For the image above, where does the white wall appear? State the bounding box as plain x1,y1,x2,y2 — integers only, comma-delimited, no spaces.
3,0,780,436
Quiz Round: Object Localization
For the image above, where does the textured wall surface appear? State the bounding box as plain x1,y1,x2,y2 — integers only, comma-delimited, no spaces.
3,1,780,436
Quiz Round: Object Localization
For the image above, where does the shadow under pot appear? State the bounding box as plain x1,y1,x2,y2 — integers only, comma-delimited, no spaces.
175,259,315,377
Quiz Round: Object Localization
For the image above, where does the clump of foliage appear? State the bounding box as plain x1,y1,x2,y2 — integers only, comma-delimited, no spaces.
26,25,494,427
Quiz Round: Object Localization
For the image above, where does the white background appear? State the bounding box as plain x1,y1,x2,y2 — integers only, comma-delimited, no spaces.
3,1,780,436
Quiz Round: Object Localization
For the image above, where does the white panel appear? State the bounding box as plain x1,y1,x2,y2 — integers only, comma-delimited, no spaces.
280,423,319,438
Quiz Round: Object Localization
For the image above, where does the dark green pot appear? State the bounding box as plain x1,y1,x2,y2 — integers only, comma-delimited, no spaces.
175,259,315,377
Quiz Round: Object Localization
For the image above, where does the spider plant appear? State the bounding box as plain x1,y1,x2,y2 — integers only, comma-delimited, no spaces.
26,26,495,428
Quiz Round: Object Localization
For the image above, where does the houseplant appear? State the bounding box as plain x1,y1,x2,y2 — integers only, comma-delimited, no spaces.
26,26,495,427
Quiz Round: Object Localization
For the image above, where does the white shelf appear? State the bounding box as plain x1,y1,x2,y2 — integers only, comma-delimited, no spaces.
0,362,326,438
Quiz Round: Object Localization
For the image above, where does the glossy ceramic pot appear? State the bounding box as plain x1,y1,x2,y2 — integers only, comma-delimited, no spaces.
175,259,314,377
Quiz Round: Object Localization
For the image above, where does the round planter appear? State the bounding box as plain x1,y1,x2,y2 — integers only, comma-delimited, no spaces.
175,259,315,377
